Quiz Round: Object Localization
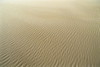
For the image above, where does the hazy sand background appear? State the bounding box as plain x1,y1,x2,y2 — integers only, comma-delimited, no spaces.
0,0,100,67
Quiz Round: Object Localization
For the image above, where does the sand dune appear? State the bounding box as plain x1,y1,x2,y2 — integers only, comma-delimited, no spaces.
0,0,100,67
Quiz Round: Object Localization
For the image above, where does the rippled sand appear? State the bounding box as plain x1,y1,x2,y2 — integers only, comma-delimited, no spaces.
0,0,100,67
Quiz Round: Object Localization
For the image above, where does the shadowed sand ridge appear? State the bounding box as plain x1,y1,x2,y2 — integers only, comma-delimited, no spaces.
0,0,100,67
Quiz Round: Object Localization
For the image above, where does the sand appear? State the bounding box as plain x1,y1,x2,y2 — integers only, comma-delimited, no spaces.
0,0,100,67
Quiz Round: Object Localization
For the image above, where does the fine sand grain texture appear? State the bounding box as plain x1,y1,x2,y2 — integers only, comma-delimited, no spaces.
0,0,100,67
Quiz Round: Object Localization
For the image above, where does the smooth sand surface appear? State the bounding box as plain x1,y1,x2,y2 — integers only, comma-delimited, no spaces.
0,0,100,67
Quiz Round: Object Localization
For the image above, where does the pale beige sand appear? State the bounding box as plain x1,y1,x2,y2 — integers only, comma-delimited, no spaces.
0,0,100,67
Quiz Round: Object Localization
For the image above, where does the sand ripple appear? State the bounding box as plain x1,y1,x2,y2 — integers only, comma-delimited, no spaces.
0,1,100,67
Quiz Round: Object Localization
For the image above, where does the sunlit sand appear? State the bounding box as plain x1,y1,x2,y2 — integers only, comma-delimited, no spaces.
0,0,100,67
